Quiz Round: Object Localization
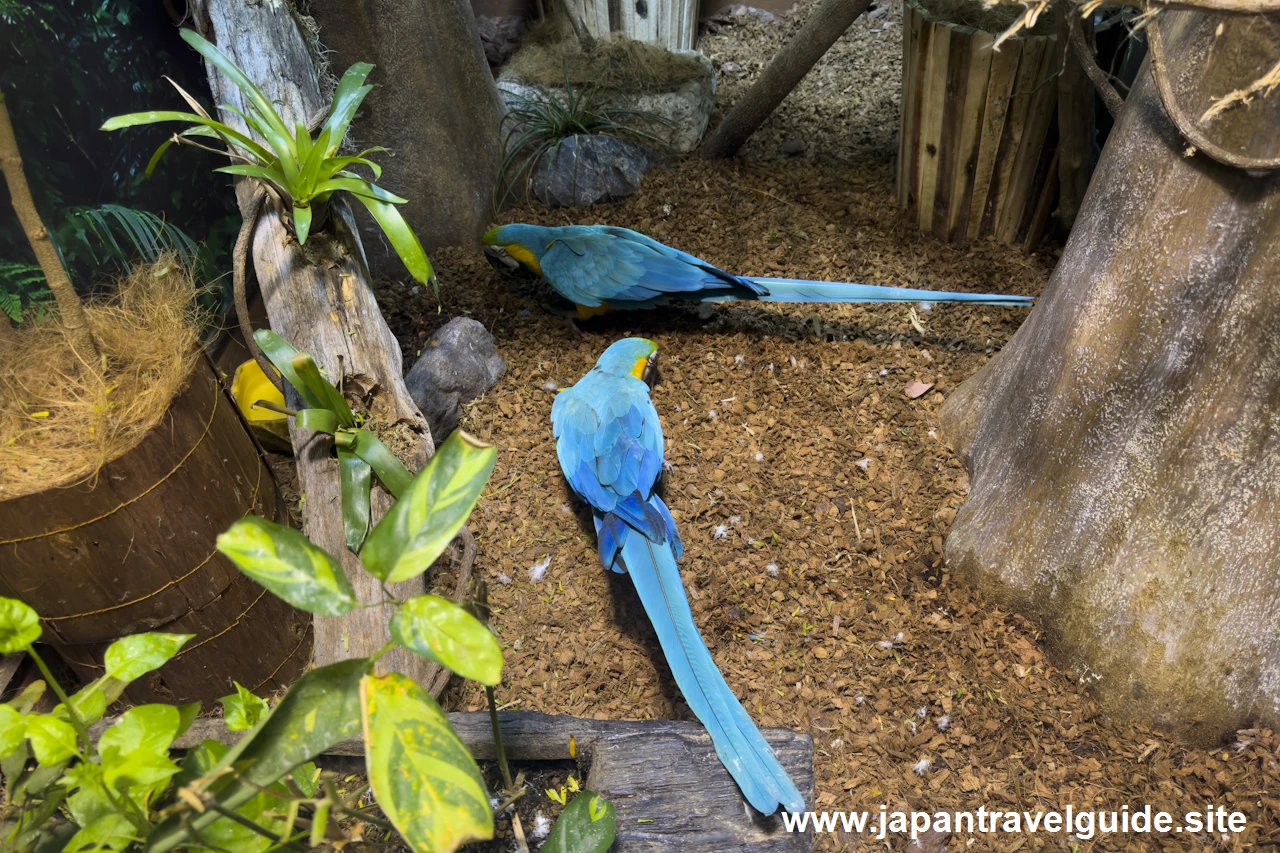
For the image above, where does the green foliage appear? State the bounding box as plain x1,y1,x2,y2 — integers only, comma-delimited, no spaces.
2,399,609,853
495,71,672,209
0,261,52,324
56,204,201,276
541,790,617,853
361,673,493,851
101,29,435,288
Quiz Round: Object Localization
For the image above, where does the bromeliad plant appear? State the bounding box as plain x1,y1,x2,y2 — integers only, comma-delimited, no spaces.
0,430,616,853
100,29,433,288
249,328,413,552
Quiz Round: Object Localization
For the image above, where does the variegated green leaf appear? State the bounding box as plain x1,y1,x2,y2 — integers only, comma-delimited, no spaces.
390,595,502,686
219,682,269,732
542,792,616,853
0,596,40,653
217,516,356,616
360,431,496,584
339,447,372,552
104,632,193,682
361,673,492,853
336,428,414,499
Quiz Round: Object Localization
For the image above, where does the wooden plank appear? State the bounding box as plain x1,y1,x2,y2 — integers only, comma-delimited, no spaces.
945,29,994,240
965,40,1021,240
915,16,953,231
996,37,1058,243
930,26,974,238
896,1,919,209
92,712,816,851
0,654,23,698
984,37,1045,236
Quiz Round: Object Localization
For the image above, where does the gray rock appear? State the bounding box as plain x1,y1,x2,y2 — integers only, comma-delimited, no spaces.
405,318,506,442
529,134,663,207
497,50,716,154
476,15,529,70
781,138,807,156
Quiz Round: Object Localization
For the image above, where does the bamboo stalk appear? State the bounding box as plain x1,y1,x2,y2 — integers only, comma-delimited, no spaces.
0,93,99,361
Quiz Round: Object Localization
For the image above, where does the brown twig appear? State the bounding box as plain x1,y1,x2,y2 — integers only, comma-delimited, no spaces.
1069,12,1126,117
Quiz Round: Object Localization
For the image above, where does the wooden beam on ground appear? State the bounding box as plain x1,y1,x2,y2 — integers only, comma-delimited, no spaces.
91,711,816,851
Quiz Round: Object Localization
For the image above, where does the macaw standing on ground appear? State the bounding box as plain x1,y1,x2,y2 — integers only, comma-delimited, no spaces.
551,337,805,815
484,223,1034,320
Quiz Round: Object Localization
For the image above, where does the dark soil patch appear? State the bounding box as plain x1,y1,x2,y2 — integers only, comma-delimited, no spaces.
374,155,1279,851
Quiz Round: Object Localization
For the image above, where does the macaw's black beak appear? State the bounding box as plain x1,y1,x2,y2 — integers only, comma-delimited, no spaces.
642,350,659,385
484,245,527,278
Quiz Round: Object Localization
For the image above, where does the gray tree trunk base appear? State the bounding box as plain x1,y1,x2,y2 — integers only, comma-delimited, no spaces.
939,10,1280,744
191,0,439,685
94,712,816,851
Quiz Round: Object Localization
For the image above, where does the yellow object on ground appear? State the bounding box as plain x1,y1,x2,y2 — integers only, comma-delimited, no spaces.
230,358,291,450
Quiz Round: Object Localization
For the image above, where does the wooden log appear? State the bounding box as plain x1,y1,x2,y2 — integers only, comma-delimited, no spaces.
570,0,699,50
92,711,816,850
190,0,439,685
897,0,1057,247
0,356,308,703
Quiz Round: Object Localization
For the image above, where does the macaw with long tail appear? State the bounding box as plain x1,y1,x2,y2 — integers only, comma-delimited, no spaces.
484,223,1034,320
550,337,805,815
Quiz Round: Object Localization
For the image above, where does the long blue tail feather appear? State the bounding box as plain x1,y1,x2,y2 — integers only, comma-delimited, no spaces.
620,532,805,815
740,277,1034,306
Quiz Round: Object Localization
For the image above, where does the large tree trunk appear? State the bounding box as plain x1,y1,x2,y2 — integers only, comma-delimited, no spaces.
305,0,504,259
191,0,438,684
699,0,872,159
939,9,1280,744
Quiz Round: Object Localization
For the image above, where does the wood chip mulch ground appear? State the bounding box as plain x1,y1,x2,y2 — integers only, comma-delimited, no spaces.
373,153,1279,851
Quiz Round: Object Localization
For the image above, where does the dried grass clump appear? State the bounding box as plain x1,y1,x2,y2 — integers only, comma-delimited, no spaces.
507,17,705,92
0,256,206,498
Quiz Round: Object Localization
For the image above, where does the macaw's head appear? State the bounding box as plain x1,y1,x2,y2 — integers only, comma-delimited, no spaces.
482,223,553,277
596,337,659,383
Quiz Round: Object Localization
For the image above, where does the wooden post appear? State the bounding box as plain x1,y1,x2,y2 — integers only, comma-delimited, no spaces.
566,0,699,50
895,0,1058,246
1055,1,1096,232
190,0,439,685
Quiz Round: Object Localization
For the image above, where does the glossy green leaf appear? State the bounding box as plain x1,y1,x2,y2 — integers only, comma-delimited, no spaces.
7,679,45,713
213,163,288,184
216,516,357,617
64,761,114,830
176,702,200,739
324,151,386,181
338,447,372,552
0,704,26,757
352,194,435,287
297,126,333,197
55,685,106,728
146,659,368,853
390,595,502,686
0,596,40,652
289,353,355,427
103,632,193,682
296,408,339,434
312,177,407,204
321,63,375,151
25,714,79,764
361,430,496,583
98,705,181,794
63,813,135,853
100,111,274,165
361,673,492,852
252,330,325,409
176,741,279,853
542,792,616,853
219,682,269,733
336,428,414,499
178,30,294,158
293,203,312,245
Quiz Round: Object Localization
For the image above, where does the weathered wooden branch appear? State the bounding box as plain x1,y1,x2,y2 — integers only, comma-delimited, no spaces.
700,0,873,159
190,0,438,683
1067,11,1124,118
0,94,97,359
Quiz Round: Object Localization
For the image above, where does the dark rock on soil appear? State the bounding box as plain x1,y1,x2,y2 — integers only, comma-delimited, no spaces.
406,317,506,442
530,134,665,208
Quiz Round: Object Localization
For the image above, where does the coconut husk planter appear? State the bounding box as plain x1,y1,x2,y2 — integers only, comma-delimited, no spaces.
0,265,309,704
94,710,816,851
897,0,1059,248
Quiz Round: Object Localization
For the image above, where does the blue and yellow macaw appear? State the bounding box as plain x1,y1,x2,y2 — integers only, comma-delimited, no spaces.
484,223,1034,319
551,337,804,815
